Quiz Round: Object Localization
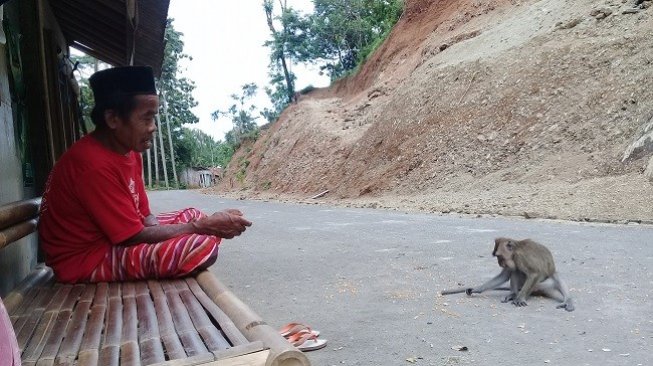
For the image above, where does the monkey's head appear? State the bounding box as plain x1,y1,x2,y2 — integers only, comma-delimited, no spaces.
493,237,516,269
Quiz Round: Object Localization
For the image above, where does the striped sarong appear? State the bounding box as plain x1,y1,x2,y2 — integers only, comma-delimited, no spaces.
88,208,220,282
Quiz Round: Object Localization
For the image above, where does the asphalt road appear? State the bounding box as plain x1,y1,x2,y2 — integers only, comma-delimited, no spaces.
149,190,652,366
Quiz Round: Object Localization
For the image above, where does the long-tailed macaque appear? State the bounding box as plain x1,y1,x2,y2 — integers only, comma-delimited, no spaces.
441,237,575,312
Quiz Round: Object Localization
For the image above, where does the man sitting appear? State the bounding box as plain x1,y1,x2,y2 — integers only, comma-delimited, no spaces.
38,66,251,283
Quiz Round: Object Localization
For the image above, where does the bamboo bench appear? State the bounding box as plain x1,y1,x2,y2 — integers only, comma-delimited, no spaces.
0,198,309,366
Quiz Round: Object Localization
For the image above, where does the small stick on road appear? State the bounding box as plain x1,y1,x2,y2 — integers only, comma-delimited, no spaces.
310,190,329,199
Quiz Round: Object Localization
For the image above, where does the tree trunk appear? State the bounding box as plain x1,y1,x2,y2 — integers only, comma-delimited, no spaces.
265,0,294,103
153,133,159,187
156,115,169,189
146,149,152,188
161,90,178,188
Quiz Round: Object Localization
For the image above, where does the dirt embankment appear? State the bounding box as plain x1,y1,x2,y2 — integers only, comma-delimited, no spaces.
213,0,653,224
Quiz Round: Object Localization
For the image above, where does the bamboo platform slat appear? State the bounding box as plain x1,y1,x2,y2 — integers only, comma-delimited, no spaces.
185,278,248,347
176,280,231,352
37,286,85,363
161,280,209,357
16,287,57,351
121,282,141,366
5,265,54,315
55,284,94,359
136,282,165,365
148,280,187,360
104,283,123,348
10,287,39,330
66,284,106,366
22,284,72,362
5,270,301,366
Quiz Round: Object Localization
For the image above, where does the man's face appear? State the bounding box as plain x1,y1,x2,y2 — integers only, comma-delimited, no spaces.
110,95,159,153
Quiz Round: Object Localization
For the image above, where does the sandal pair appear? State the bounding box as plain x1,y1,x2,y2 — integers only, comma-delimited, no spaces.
279,322,327,352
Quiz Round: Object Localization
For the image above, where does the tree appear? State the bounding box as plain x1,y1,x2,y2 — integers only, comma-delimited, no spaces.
299,0,403,80
152,18,200,187
70,54,102,133
176,128,233,168
211,83,260,147
260,0,403,123
262,0,314,123
159,19,198,127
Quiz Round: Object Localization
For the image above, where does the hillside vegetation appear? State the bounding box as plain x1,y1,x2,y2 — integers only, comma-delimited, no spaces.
212,0,653,223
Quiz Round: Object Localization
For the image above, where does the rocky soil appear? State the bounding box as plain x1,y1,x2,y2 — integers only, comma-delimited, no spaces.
210,0,653,224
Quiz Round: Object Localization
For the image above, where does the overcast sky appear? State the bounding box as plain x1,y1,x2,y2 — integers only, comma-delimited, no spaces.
167,0,330,141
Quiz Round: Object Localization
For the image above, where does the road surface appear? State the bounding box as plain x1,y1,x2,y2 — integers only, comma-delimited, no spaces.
149,190,652,366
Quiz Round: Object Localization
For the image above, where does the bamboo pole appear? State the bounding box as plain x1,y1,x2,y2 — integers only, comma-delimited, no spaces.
195,271,309,366
0,198,41,230
0,219,38,250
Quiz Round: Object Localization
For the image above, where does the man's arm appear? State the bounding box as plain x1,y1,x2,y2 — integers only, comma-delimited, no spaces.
120,210,252,247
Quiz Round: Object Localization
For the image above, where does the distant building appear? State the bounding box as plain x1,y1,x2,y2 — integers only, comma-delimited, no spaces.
181,166,221,188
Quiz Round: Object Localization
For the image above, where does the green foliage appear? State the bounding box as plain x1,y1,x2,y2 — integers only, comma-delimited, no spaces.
211,83,261,148
262,69,295,123
176,128,233,168
159,19,198,127
235,157,250,184
261,0,403,123
70,55,102,133
305,0,404,80
155,19,202,184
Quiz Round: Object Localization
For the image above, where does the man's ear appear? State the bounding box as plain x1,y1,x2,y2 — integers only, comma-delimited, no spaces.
104,110,120,129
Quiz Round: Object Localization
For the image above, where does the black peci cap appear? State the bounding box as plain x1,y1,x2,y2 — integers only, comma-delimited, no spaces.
89,66,157,104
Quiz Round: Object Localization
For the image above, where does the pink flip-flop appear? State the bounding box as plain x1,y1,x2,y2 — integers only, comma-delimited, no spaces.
279,322,320,338
287,329,327,352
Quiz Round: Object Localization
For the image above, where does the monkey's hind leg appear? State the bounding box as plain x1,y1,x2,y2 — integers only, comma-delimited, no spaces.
551,273,575,312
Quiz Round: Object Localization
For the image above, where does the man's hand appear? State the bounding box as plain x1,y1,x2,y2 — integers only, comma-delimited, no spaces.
143,214,159,227
192,209,252,239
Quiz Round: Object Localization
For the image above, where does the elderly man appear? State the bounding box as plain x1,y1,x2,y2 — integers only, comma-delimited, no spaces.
38,66,251,283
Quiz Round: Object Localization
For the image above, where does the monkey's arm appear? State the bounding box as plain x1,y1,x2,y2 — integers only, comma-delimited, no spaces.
513,274,541,307
467,268,512,294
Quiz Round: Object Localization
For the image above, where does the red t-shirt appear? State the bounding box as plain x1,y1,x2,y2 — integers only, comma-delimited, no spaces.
39,135,151,283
